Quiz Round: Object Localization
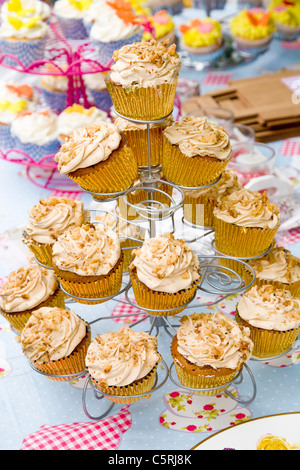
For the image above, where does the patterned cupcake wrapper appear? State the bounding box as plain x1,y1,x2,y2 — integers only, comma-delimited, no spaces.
162,136,231,187
0,123,15,150
235,311,300,359
105,75,178,121
120,238,143,272
187,44,224,63
24,238,53,268
90,364,158,404
242,269,300,298
41,87,67,112
89,89,112,111
233,34,273,55
122,127,164,168
56,16,88,40
13,136,60,163
129,268,200,316
0,36,47,68
213,216,279,259
91,31,143,66
67,140,138,200
53,254,124,305
0,287,65,334
32,323,91,381
183,193,216,228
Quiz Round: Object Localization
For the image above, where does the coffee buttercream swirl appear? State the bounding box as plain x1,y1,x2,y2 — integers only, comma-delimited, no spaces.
248,246,300,284
129,232,200,293
85,326,161,387
176,311,253,370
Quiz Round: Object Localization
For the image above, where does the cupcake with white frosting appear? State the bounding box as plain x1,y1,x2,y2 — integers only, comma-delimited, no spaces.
0,261,65,334
236,284,300,358
213,188,280,258
86,326,161,403
162,116,232,187
105,39,181,120
84,72,112,111
129,232,200,316
23,196,90,268
52,223,124,303
171,311,253,395
0,0,51,23
21,306,91,380
57,104,110,142
11,109,60,162
53,0,92,39
54,121,138,200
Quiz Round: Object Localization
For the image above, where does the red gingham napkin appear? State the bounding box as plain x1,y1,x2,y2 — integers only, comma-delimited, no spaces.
201,72,232,86
279,140,300,157
111,298,147,324
20,406,131,450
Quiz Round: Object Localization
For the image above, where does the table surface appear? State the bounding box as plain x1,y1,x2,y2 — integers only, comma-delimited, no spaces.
1,4,300,451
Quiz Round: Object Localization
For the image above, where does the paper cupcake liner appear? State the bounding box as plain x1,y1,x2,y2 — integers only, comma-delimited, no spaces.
13,136,60,163
242,269,300,298
91,31,143,66
235,311,300,359
183,43,224,62
120,238,143,272
23,236,54,268
233,34,273,54
162,136,232,187
89,89,112,111
183,193,216,228
52,254,124,304
122,126,165,168
0,36,47,68
67,138,138,200
213,216,279,258
89,363,158,404
32,322,91,381
56,16,88,40
0,287,65,334
41,86,67,112
129,267,200,316
105,74,178,121
0,123,15,150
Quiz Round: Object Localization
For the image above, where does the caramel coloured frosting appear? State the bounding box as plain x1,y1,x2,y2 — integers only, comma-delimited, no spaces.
176,311,253,370
183,169,242,199
52,224,121,276
214,188,280,229
237,284,300,331
85,326,161,387
25,197,87,245
21,307,87,364
248,246,300,284
163,116,232,160
129,232,200,293
110,39,181,87
0,262,58,313
54,122,122,174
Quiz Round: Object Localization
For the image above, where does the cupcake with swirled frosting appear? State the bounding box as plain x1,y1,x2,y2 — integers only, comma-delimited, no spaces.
105,39,181,120
53,0,92,39
269,0,300,40
162,116,232,187
129,232,200,316
86,326,161,403
236,284,300,358
52,224,124,304
21,307,91,379
0,261,65,334
54,121,138,200
171,311,253,395
229,8,275,51
213,188,280,258
23,196,89,268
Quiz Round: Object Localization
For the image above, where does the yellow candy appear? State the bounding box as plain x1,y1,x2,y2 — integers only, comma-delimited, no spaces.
68,0,93,11
7,0,35,16
64,104,95,115
7,14,41,29
0,99,27,113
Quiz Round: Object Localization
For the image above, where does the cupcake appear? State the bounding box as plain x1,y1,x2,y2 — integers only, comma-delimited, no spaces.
236,284,300,358
53,0,91,39
88,0,144,65
23,196,89,268
129,232,200,315
57,104,110,142
0,14,49,68
179,18,223,59
85,326,162,404
143,9,176,44
0,261,65,334
52,223,124,304
245,246,300,297
162,116,232,187
269,1,300,40
0,0,51,23
40,71,69,113
229,8,275,52
183,169,242,228
54,121,138,200
213,188,280,258
10,109,60,162
83,72,113,111
114,114,173,167
171,311,253,395
21,306,91,380
105,39,181,121
0,80,37,149
144,0,184,15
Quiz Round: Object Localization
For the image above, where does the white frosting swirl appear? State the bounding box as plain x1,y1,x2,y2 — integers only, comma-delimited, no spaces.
0,80,37,124
237,285,300,331
0,16,49,39
1,0,51,21
54,0,92,19
85,326,161,386
58,105,110,137
129,232,200,293
84,72,108,91
89,6,142,43
11,110,58,145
